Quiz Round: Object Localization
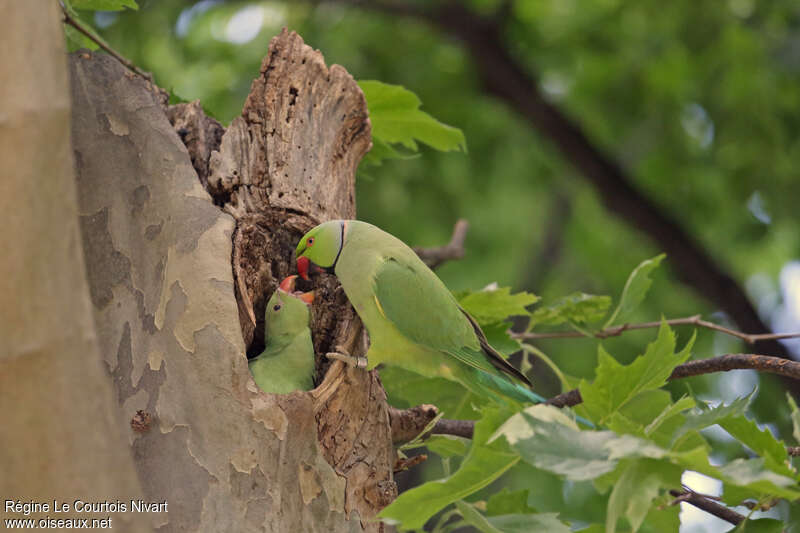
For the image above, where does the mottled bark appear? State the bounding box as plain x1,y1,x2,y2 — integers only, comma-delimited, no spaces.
0,1,147,530
70,29,393,532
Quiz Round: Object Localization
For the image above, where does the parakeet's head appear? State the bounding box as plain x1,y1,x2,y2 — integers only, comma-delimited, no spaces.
265,276,314,339
295,220,345,280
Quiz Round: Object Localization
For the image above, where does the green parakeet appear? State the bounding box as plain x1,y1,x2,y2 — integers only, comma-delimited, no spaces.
295,220,546,406
249,275,316,394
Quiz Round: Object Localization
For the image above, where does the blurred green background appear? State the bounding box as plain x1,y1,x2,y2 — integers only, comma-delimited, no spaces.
84,1,800,528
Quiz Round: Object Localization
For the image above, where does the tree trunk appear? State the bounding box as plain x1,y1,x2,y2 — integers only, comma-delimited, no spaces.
68,29,395,532
0,1,148,530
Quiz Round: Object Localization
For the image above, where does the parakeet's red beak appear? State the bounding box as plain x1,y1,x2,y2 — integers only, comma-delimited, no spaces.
299,291,314,305
279,275,297,292
297,256,310,280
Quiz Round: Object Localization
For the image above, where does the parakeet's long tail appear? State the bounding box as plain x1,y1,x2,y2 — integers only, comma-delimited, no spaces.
473,370,595,428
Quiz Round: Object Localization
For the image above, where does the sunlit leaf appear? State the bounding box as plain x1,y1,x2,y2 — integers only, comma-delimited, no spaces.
492,405,669,481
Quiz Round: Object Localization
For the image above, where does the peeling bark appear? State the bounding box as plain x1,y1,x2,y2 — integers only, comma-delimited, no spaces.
70,29,393,532
0,1,147,530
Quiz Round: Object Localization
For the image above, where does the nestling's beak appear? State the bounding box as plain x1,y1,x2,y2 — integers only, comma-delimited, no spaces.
279,275,298,292
299,291,314,305
297,256,310,281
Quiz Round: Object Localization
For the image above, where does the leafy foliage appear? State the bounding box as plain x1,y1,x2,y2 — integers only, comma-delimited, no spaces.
358,80,467,167
379,259,800,531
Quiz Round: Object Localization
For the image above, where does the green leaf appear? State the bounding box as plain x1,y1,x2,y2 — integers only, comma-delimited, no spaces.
717,458,800,500
379,407,519,530
454,501,502,533
733,518,785,533
719,415,789,468
672,390,791,472
605,459,681,533
457,287,539,324
492,405,669,481
579,323,693,424
426,435,469,458
604,254,666,327
381,366,480,420
359,80,466,166
673,392,751,439
486,512,571,533
70,0,138,11
481,321,522,356
787,392,800,444
64,25,99,52
360,137,419,167
644,395,696,439
485,489,536,516
529,293,611,327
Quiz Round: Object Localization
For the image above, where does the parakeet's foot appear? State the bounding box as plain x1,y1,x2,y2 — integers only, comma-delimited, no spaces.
326,350,368,369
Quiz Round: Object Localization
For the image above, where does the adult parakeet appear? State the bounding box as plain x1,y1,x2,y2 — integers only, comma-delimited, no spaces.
249,275,316,394
295,220,546,406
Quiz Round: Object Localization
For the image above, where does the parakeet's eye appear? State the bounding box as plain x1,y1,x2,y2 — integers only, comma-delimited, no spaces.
273,304,281,311
307,237,314,247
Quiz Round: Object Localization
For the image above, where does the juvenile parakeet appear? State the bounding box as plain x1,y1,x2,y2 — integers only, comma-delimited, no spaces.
249,275,316,394
295,220,546,406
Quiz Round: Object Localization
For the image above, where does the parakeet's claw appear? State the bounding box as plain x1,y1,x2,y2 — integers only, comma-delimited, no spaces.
326,351,368,369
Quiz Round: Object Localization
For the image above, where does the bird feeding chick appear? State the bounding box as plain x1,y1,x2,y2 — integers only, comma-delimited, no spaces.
249,275,315,394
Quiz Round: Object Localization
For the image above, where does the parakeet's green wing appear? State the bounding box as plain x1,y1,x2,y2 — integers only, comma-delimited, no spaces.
372,257,530,385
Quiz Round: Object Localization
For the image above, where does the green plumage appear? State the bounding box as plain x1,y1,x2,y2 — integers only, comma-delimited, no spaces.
249,287,315,394
296,220,545,406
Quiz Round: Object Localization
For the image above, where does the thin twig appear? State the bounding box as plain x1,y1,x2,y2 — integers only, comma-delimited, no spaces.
60,3,153,81
414,219,469,269
394,454,428,473
515,314,800,345
669,489,744,525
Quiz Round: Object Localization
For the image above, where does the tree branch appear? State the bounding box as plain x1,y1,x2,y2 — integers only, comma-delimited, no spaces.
547,353,800,408
388,404,475,442
431,418,474,439
60,3,153,81
414,219,469,269
515,314,800,345
669,489,744,526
